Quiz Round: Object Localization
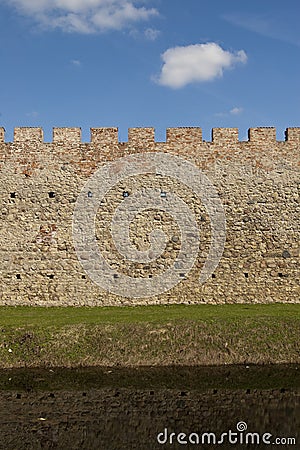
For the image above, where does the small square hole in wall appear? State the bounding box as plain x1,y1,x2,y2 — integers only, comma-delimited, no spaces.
160,191,167,198
47,274,54,279
113,274,118,279
179,273,185,278
122,191,129,198
48,192,55,198
212,274,216,278
16,274,21,280
244,273,249,278
10,192,16,198
82,275,86,279
87,191,93,198
278,273,283,278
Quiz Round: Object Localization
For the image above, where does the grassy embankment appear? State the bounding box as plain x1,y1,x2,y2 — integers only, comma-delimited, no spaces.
0,303,299,369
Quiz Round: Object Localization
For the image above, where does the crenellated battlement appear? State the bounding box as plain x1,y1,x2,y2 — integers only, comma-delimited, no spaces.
285,127,300,142
90,127,119,145
14,127,44,142
1,126,300,145
0,127,4,142
166,127,203,144
247,127,277,143
128,127,155,147
53,127,82,144
211,128,238,144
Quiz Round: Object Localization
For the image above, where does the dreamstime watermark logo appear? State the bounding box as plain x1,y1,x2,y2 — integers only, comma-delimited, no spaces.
72,152,226,298
157,421,297,446
236,421,247,432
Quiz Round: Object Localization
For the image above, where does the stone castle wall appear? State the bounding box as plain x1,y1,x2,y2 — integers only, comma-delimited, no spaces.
0,126,299,305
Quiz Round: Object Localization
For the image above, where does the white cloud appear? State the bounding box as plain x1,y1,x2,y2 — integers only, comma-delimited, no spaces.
6,0,159,33
144,27,160,41
230,106,243,115
155,42,247,89
214,113,225,118
223,12,300,47
9,0,50,13
71,59,81,66
215,106,243,117
26,111,39,118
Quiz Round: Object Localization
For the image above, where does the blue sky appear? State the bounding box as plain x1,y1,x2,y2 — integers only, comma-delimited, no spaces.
0,0,299,142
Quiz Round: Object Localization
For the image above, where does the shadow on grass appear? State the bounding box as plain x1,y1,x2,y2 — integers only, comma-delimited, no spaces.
0,364,299,392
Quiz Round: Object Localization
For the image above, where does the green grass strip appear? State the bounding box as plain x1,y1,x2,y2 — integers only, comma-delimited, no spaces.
0,303,299,327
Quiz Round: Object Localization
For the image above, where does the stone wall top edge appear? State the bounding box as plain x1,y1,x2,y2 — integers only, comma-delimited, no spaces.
0,126,300,144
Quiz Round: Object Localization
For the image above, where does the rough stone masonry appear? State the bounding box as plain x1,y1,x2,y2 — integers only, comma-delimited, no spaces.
0,126,299,306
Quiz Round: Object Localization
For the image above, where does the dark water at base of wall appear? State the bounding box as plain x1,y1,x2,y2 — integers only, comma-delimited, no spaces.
0,365,299,449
